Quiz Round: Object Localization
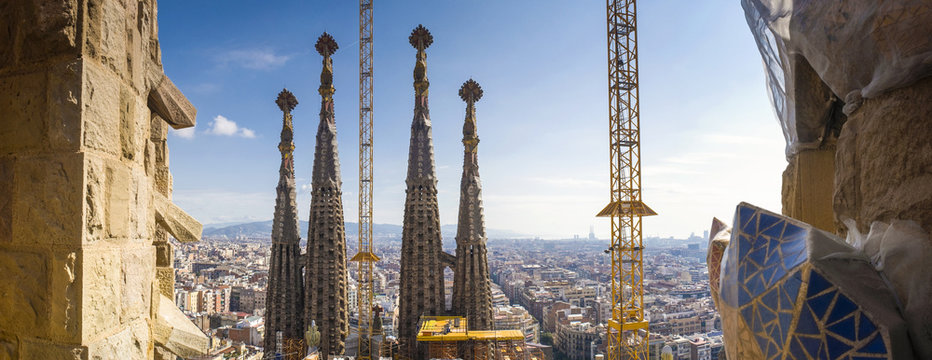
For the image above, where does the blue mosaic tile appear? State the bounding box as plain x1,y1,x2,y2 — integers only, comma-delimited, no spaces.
861,334,887,354
762,287,779,308
826,333,853,359
808,290,836,320
778,312,793,337
738,284,752,306
795,304,821,336
761,220,785,239
759,212,782,233
761,264,779,287
759,305,777,325
739,206,756,232
749,245,768,266
828,316,857,341
807,271,833,298
781,223,806,242
827,294,858,325
789,337,805,360
796,335,822,358
857,314,877,341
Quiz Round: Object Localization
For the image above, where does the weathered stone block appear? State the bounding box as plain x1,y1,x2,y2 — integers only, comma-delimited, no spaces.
153,294,208,358
0,332,16,360
105,161,131,239
84,155,106,242
47,59,84,151
120,246,154,325
19,337,86,360
49,249,80,343
782,147,835,233
81,60,121,155
17,0,80,65
11,153,84,246
0,1,79,68
0,157,12,244
155,241,172,267
84,0,128,77
155,267,174,299
81,247,121,343
149,75,196,129
0,70,48,153
86,318,149,360
130,168,152,240
153,192,202,243
835,76,932,236
0,250,48,339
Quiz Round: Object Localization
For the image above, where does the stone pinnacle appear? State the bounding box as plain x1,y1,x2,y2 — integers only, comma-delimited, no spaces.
315,32,339,58
409,24,433,50
459,79,483,104
276,88,298,113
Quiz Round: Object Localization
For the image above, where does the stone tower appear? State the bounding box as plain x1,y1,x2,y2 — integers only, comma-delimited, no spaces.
304,32,349,356
452,79,494,330
0,0,207,358
398,24,450,356
264,89,305,352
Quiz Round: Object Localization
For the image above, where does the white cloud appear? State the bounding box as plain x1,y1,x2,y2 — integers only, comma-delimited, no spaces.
173,126,196,139
219,49,290,70
208,115,256,138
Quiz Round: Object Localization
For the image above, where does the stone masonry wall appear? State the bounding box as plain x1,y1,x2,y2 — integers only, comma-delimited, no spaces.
0,1,204,359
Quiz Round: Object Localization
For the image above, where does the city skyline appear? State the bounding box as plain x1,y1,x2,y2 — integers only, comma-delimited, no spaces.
159,1,785,239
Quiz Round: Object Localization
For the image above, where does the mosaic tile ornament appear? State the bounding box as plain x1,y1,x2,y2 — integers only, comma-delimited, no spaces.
716,203,914,360
707,217,730,311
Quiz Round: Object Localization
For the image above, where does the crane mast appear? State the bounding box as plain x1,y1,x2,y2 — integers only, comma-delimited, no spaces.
350,0,379,359
598,0,656,359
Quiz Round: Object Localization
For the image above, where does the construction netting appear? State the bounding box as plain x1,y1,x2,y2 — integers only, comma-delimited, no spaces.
741,0,932,157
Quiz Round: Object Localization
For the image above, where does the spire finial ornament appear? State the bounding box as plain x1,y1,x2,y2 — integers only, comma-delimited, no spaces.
315,32,339,58
459,79,483,104
276,88,298,114
317,33,338,101
409,24,433,50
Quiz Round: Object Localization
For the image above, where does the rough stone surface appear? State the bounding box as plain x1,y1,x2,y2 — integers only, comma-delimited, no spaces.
452,79,494,333
835,75,932,236
782,147,835,233
305,44,349,356
398,26,449,358
0,250,48,339
0,0,205,358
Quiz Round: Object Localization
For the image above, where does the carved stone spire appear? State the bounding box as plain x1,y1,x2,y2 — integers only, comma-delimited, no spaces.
305,33,348,356
265,88,305,352
452,79,494,331
398,24,451,358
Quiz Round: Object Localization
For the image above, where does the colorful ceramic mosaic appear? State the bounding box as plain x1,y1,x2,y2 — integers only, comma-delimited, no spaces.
715,203,914,359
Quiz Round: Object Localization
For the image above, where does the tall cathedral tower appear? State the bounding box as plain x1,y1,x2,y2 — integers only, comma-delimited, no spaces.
398,25,449,357
264,88,305,352
304,33,349,356
451,79,494,330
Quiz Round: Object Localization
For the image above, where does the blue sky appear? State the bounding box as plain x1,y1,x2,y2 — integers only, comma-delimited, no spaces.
159,1,785,239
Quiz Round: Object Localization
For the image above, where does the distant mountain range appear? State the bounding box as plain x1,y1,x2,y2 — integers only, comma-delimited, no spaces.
202,220,529,241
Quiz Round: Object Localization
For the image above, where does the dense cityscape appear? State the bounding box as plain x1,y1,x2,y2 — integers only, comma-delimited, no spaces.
173,228,723,359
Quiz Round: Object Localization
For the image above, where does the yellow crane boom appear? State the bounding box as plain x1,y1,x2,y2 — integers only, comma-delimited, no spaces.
598,0,656,359
349,0,379,359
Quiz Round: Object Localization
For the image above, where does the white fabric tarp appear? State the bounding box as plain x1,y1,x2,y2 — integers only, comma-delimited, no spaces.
741,0,932,156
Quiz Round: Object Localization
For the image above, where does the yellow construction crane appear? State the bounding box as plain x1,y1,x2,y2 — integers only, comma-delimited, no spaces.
597,0,656,359
349,0,379,359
